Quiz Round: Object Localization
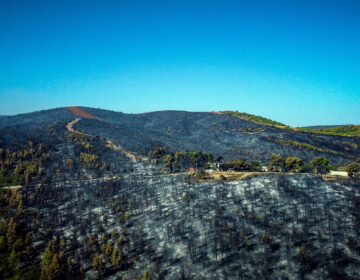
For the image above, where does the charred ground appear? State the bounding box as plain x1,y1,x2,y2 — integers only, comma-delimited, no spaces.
0,106,359,280
0,106,359,164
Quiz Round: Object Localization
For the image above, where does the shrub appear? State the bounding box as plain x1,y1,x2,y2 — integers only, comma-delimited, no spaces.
298,163,313,173
220,159,251,171
267,154,286,172
285,157,303,172
347,162,360,178
311,156,330,174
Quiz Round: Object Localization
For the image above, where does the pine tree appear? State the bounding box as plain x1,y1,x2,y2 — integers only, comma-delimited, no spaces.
60,238,66,250
92,253,103,275
8,249,19,269
41,241,55,267
25,231,33,245
111,247,122,268
111,228,118,241
6,217,17,245
105,240,113,258
143,268,151,280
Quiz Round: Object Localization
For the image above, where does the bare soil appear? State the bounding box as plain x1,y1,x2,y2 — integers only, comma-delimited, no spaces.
67,106,103,120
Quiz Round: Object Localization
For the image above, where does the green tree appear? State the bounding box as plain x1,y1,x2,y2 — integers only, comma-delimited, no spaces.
233,159,251,171
0,235,6,251
41,252,66,280
92,253,103,276
105,240,113,258
220,159,251,171
65,159,74,169
347,162,360,178
311,156,330,174
87,235,95,250
26,244,35,261
101,232,106,243
174,151,182,162
111,229,118,241
12,238,23,252
299,163,313,173
151,147,167,159
267,154,286,172
8,249,20,269
143,268,151,280
60,238,66,250
285,157,303,172
41,241,55,267
111,247,122,267
6,217,17,245
163,154,174,172
25,232,33,246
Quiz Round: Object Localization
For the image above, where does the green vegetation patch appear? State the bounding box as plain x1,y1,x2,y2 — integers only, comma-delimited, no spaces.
0,171,21,187
276,139,338,154
220,159,259,172
221,111,285,126
298,125,360,137
0,142,49,187
342,141,359,149
150,148,215,173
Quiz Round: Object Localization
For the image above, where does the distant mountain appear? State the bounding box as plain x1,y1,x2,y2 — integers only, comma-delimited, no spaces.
302,125,353,129
0,106,359,164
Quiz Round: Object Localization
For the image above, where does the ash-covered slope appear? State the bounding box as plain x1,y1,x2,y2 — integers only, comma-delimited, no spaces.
75,107,359,164
0,108,74,149
0,107,73,129
1,106,359,164
24,169,360,280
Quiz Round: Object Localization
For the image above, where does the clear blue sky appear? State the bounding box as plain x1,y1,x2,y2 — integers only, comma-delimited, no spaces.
0,0,359,126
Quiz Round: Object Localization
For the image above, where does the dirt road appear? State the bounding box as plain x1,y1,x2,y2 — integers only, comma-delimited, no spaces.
65,118,89,135
65,118,144,162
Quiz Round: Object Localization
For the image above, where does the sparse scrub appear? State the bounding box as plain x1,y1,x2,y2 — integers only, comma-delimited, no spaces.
221,110,285,126
277,139,338,154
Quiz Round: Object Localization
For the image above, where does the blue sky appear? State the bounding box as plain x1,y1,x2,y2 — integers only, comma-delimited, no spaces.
0,0,359,126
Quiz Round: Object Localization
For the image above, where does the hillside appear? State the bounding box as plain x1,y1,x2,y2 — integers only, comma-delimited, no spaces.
221,110,286,126
302,125,353,129
1,106,360,280
4,170,360,280
299,125,360,137
0,106,359,165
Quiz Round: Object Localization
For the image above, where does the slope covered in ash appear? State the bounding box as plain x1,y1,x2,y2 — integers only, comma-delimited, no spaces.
0,108,74,150
76,107,359,164
0,106,359,164
18,166,360,279
0,108,73,129
1,106,360,280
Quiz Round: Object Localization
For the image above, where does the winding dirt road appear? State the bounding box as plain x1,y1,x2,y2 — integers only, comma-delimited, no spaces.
65,118,88,135
65,117,140,162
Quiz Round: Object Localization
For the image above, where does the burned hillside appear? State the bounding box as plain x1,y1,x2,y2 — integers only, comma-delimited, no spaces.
6,166,360,279
0,107,360,279
1,107,359,164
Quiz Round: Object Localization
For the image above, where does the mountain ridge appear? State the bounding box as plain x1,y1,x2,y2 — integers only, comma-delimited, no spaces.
0,106,358,164
1,107,358,130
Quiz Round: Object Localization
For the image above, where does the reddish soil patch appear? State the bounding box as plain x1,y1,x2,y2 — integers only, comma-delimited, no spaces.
209,111,223,115
67,106,103,120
